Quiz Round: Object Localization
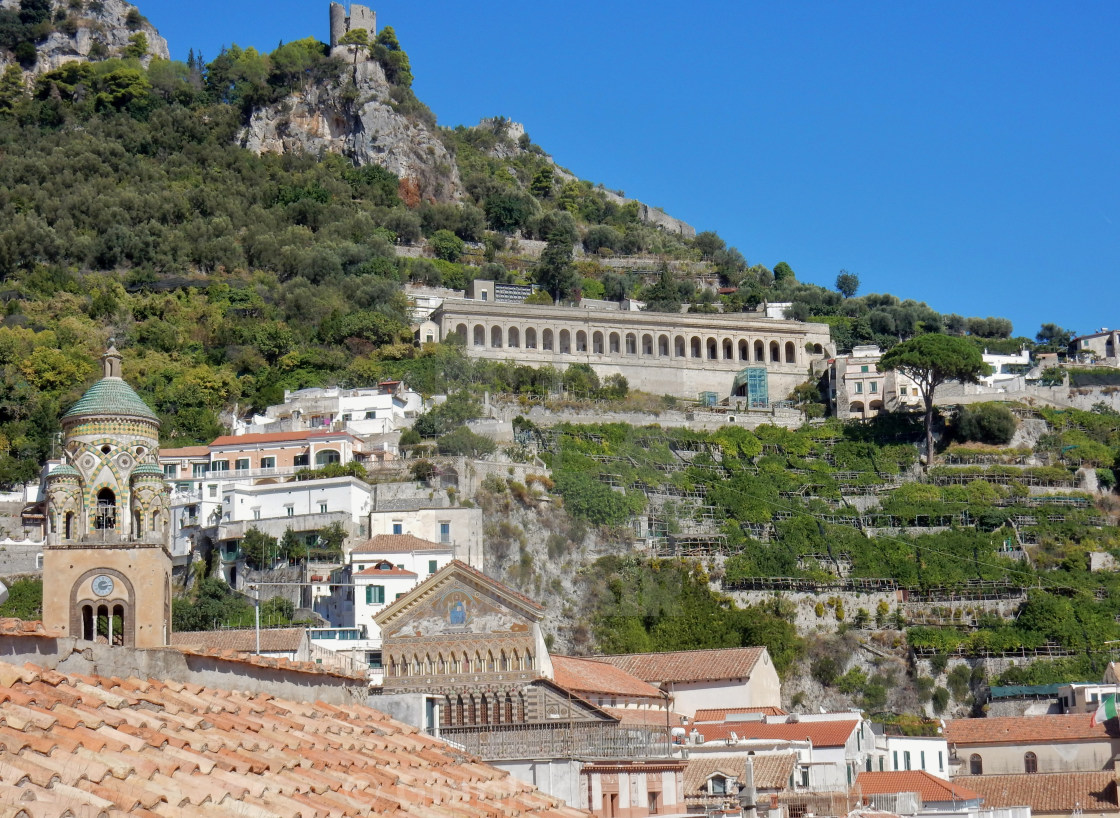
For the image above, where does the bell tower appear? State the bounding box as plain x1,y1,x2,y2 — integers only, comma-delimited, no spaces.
41,345,172,648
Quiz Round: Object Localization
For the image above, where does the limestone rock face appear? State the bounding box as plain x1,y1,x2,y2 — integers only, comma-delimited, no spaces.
0,0,169,76
240,56,463,203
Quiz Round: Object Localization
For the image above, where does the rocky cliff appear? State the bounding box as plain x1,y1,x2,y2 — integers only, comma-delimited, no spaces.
0,0,169,76
240,51,463,204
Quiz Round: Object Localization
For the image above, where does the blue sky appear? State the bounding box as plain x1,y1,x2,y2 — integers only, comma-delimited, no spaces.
139,0,1119,341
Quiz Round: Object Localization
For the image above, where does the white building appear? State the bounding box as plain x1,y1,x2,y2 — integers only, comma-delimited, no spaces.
980,349,1031,388
238,383,423,438
877,732,951,779
368,506,483,569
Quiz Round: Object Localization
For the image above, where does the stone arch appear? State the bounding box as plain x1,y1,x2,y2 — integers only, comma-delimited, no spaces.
691,337,702,358
658,334,670,356
559,329,571,354
642,333,654,355
770,340,781,362
850,401,865,418
315,449,340,466
508,327,519,348
706,337,718,360
754,340,765,361
739,340,749,361
94,487,116,532
70,567,136,647
593,331,604,354
812,342,823,354
490,326,502,348
723,338,734,359
969,754,983,775
609,332,621,354
525,327,537,349
625,333,637,355
868,399,884,416
675,335,686,357
455,323,467,341
542,329,554,351
785,341,796,363
473,325,485,347
576,330,587,353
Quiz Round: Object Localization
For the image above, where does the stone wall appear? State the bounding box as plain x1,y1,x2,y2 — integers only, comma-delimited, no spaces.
0,541,43,576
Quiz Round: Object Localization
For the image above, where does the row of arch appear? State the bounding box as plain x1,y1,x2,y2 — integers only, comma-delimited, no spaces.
387,648,535,678
48,487,167,541
455,323,822,365
80,602,126,645
441,691,527,727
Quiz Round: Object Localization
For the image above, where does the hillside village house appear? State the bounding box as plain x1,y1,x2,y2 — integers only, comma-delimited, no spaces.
945,712,1117,776
829,345,922,420
593,646,782,719
1069,328,1120,365
237,381,423,437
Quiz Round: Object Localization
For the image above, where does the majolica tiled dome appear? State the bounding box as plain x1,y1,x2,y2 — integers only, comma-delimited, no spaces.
61,346,158,423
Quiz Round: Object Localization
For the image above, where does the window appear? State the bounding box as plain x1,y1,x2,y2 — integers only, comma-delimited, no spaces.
903,751,911,771
208,484,218,498
392,522,403,535
1024,752,1037,773
879,757,884,772
193,463,209,477
319,503,328,514
938,751,944,772
35,553,44,570
800,767,809,786
893,751,898,770
235,458,250,471
261,456,276,470
285,506,294,517
870,381,878,393
212,460,229,472
366,585,385,605
252,509,261,520
920,751,925,770
481,292,487,301
440,522,451,543
855,382,863,393
428,559,438,574
294,454,309,467
368,651,382,669
163,464,177,478
710,776,727,795
969,754,983,775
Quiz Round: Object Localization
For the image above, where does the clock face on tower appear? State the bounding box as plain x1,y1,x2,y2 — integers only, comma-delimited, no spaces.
91,575,115,597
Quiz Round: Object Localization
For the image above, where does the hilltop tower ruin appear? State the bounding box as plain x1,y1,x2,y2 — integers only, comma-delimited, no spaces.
329,2,376,52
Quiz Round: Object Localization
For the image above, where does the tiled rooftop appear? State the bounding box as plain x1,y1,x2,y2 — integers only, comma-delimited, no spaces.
353,534,450,554
600,707,686,727
961,771,1118,812
856,771,981,804
170,628,307,654
696,718,859,747
552,656,665,699
943,713,1109,745
593,647,766,683
0,659,588,817
210,430,353,447
693,706,788,722
683,753,797,795
0,618,62,638
356,565,419,577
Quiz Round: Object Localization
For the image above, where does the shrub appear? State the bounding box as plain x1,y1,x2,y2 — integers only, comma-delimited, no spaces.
437,427,496,457
811,656,840,686
428,229,464,262
957,403,1017,445
931,686,951,714
948,664,972,700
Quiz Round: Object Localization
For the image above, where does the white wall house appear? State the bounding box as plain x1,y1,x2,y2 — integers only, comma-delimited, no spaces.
367,506,483,569
980,348,1031,388
239,384,423,438
878,733,951,779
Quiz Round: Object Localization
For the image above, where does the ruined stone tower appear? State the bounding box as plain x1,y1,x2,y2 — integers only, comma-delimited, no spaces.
329,2,376,51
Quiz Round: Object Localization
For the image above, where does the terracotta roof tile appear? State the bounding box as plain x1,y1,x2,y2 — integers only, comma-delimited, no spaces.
856,771,981,803
600,707,686,727
209,430,354,447
752,753,799,790
552,656,665,699
684,756,745,795
0,618,62,638
693,706,788,722
943,713,1108,745
593,647,767,684
356,565,419,577
158,446,211,458
0,658,589,817
353,534,452,554
961,771,1118,812
697,717,859,747
170,628,306,654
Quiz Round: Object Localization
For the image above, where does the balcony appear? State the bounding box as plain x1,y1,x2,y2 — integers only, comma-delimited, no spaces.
218,511,351,541
439,722,671,762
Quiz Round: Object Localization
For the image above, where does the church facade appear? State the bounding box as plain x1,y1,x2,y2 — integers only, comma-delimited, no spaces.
41,346,172,649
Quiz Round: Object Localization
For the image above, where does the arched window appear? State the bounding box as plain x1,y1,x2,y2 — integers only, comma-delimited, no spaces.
707,338,718,360
785,341,796,363
691,337,702,358
473,325,485,347
625,334,637,355
593,332,604,354
754,340,765,361
642,334,653,355
315,450,340,466
609,332,620,354
508,327,520,348
525,328,537,349
576,330,587,352
1024,752,1037,773
491,326,503,348
658,335,669,356
813,343,823,354
64,511,74,540
455,323,468,341
969,754,983,775
739,340,749,361
95,488,116,531
559,329,571,354
675,336,686,357
770,341,781,362
723,339,733,359
542,329,554,351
